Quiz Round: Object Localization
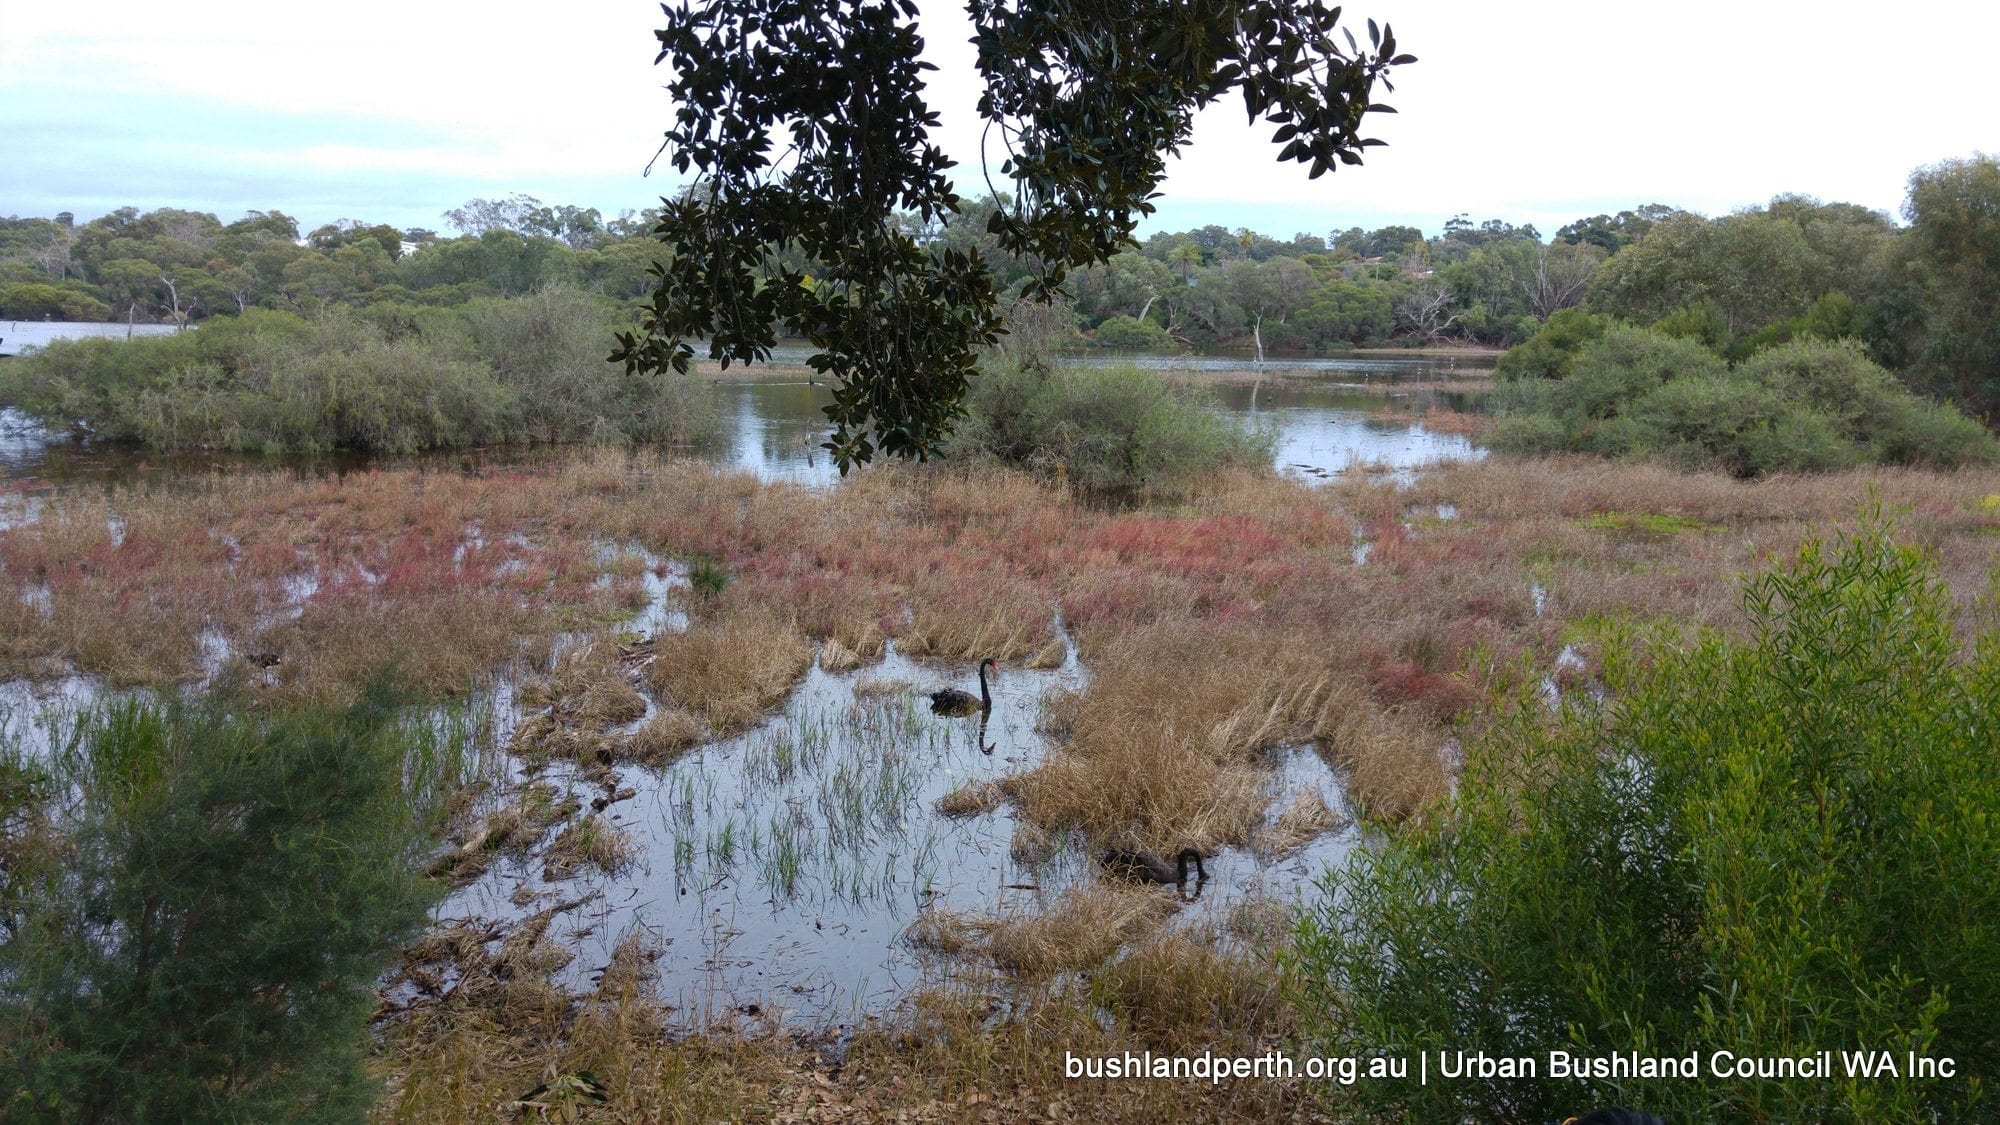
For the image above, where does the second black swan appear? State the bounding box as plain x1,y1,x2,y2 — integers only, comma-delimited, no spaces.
930,657,996,716
1101,847,1206,885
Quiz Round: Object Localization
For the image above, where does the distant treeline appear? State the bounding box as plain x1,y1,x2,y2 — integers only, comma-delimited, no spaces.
4,153,1996,424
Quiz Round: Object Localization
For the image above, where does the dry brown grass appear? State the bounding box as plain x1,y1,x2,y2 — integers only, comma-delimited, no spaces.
642,603,812,733
543,815,636,880
621,710,705,764
899,569,1057,663
852,674,915,700
902,908,985,956
382,961,1318,1124
427,783,574,884
934,780,1005,818
1254,790,1344,857
1091,930,1294,1054
984,884,1177,979
1011,622,1376,852
508,641,654,773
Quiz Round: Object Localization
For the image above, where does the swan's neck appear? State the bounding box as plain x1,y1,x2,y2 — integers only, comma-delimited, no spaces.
1177,849,1204,883
977,661,991,707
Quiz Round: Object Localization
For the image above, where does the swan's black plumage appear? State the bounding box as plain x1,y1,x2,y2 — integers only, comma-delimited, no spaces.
1101,847,1206,885
930,658,996,716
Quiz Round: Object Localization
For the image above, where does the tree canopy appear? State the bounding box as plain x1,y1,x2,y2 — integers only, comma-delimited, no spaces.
613,0,1413,470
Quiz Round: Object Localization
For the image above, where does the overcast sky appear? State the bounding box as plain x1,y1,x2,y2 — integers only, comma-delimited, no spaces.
2,0,1994,241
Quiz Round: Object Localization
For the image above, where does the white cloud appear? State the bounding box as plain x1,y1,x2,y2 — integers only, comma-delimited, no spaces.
3,0,1994,234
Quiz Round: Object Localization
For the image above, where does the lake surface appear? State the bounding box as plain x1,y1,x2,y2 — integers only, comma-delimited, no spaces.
0,319,180,355
2,354,1488,489
0,343,1480,1028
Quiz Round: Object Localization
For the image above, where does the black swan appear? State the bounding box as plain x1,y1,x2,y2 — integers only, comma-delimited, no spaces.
1101,847,1206,886
930,658,996,716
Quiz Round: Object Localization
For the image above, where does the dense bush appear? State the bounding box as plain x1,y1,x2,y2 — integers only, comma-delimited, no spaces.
0,684,460,1121
1612,373,1853,475
1492,308,1613,381
953,359,1271,493
1291,520,2000,1122
457,286,719,445
1089,314,1175,351
0,282,113,321
0,289,720,454
1292,279,1398,348
1491,325,1996,474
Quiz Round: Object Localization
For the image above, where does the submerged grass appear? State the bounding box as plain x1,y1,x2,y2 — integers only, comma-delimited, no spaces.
8,447,2000,1120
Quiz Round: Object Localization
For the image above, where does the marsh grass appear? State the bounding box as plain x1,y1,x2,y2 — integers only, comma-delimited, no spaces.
934,779,1004,818
984,884,1178,979
621,709,704,764
1091,930,1293,1054
382,930,1317,1124
642,604,811,734
1013,623,1369,851
9,449,2000,1119
544,815,636,880
1254,790,1344,856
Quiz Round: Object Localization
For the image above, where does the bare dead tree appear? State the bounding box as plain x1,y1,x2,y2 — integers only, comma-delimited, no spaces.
30,232,71,280
160,274,192,332
1519,243,1602,321
1395,282,1462,342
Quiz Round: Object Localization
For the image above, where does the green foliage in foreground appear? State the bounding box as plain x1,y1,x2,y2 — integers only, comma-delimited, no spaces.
0,288,720,454
1491,325,1996,475
0,682,464,1122
953,360,1271,494
1291,519,2000,1122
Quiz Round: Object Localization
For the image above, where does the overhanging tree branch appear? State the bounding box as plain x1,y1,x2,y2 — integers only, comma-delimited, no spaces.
614,0,1412,471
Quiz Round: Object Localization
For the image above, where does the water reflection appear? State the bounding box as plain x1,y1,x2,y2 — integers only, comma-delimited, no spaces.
443,642,1088,1023
2,355,1489,491
720,380,840,484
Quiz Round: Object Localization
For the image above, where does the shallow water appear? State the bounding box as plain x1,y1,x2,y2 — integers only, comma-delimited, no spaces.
0,319,180,355
0,341,1424,1026
432,621,1361,1026
2,353,1486,489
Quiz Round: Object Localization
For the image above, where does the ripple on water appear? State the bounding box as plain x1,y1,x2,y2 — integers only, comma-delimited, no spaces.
441,638,1088,1025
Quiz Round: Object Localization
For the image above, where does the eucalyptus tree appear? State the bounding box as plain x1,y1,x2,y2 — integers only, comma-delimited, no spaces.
1901,155,2000,418
616,0,1414,470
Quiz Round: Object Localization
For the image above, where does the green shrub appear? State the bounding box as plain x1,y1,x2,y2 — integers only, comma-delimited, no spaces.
1650,298,1731,354
1485,410,1569,455
459,285,720,447
1619,374,1854,476
1089,314,1175,351
0,282,113,321
1490,326,1731,461
1554,326,1728,424
1870,401,2000,469
955,360,1271,493
121,314,512,454
1738,338,1998,467
1290,519,2000,1122
1487,327,1997,474
1,293,721,453
0,683,462,1122
1493,308,1612,381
